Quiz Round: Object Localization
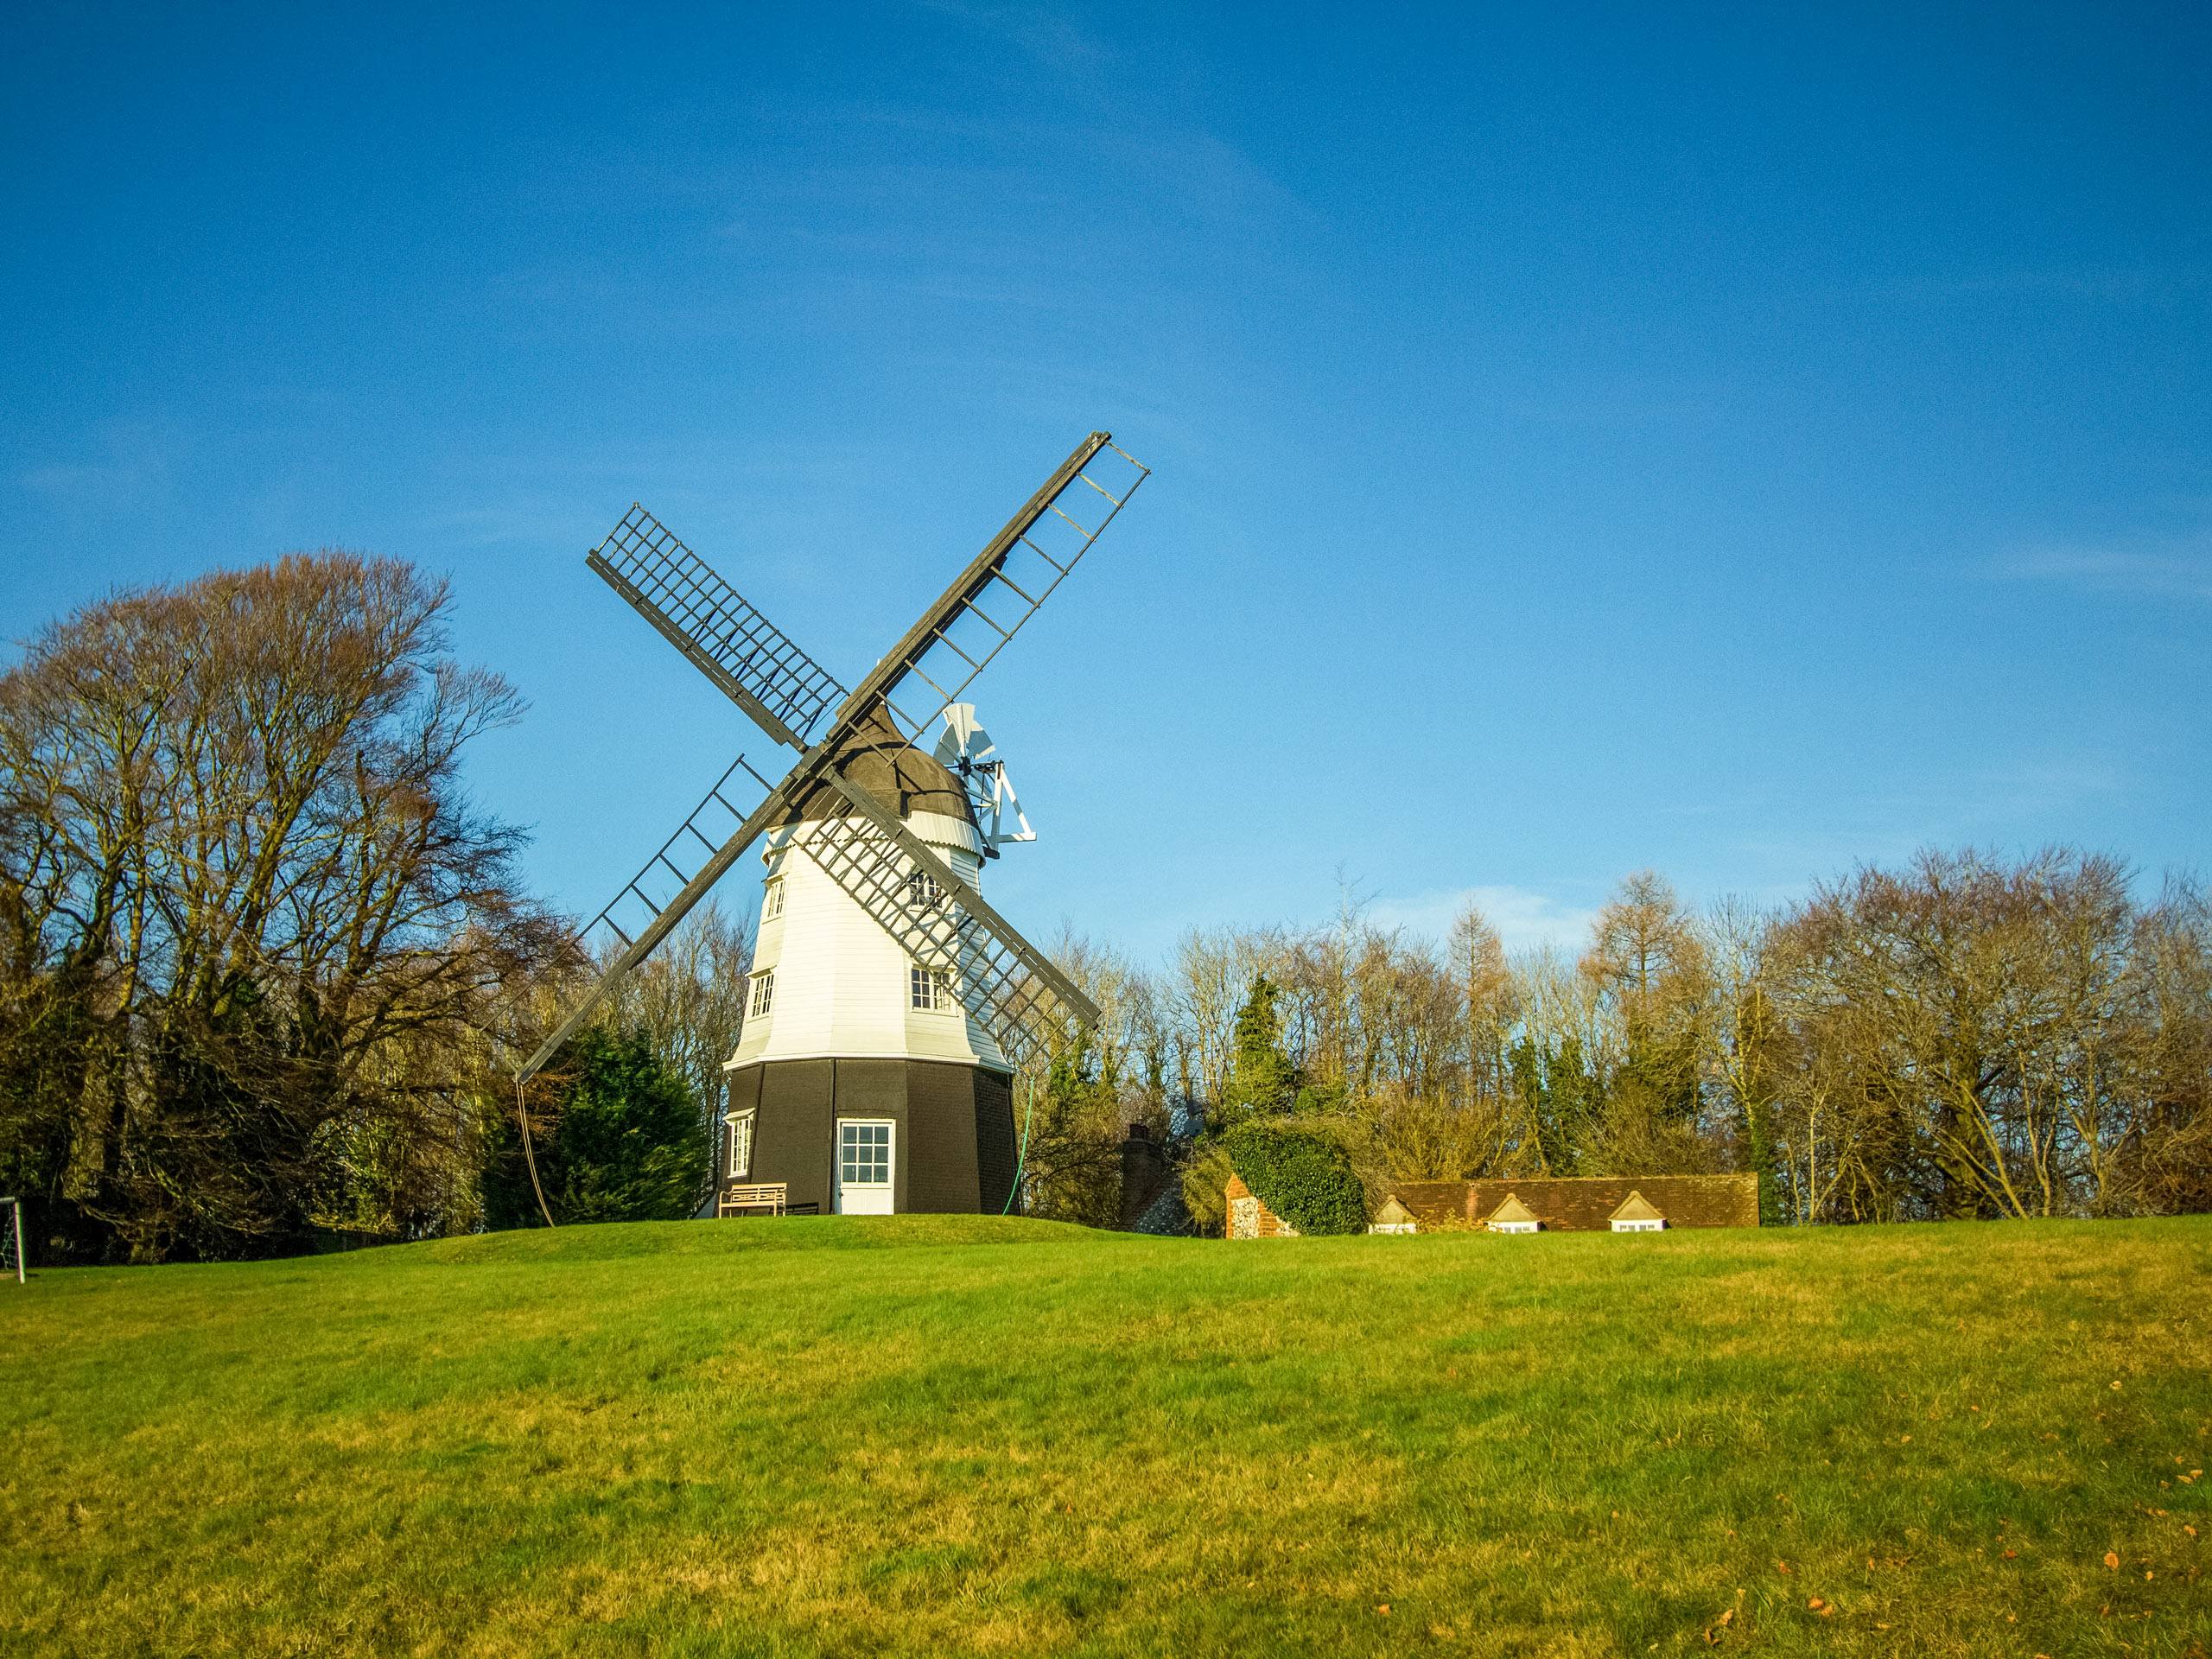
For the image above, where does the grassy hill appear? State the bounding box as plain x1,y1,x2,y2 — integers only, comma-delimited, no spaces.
4,1216,2208,1657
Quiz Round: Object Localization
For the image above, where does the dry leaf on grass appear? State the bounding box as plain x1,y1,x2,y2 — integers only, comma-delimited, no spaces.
2106,1552,2120,1569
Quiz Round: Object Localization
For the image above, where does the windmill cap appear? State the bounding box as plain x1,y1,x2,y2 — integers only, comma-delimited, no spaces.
782,704,978,829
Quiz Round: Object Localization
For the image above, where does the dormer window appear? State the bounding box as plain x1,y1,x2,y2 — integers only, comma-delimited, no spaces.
1487,1193,1541,1234
1608,1191,1667,1233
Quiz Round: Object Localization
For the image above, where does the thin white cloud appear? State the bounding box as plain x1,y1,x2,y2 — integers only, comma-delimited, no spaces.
1820,264,2209,307
1366,884,1599,954
1984,537,2212,600
916,1,1119,70
17,420,184,519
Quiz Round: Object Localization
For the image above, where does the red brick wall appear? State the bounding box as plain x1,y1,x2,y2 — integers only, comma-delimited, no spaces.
1224,1173,1298,1238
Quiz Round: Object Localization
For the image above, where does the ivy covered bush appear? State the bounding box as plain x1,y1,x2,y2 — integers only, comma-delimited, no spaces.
1223,1120,1368,1236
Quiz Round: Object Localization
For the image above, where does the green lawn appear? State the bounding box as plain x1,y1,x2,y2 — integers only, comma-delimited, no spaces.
4,1216,2209,1657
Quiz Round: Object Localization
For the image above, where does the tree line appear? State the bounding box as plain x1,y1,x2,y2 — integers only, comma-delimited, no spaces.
1028,856,2212,1230
5,554,2204,1260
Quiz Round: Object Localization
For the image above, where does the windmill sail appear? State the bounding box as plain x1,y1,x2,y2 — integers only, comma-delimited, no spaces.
517,755,785,1082
588,505,848,750
851,435,1148,750
580,755,779,953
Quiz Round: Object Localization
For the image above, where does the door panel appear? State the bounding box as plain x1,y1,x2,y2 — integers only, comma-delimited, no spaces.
835,1118,895,1216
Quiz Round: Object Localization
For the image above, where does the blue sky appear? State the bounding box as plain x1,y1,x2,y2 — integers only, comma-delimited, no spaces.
6,3,2208,961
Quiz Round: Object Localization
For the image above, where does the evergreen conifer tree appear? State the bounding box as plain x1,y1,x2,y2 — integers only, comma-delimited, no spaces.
1213,975,1300,1127
484,1028,708,1227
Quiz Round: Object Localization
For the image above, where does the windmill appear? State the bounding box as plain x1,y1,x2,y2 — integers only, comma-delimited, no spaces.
516,431,1148,1218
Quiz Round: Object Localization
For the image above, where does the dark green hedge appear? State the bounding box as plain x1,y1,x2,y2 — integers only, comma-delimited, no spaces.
1223,1121,1366,1236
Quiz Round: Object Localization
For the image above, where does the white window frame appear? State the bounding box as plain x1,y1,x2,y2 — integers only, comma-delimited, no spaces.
906,869,944,911
747,969,775,1019
725,1109,756,1179
1611,1217,1664,1233
909,962,954,1013
762,877,785,921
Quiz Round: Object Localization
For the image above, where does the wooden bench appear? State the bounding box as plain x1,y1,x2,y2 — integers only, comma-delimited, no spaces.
718,1183,788,1218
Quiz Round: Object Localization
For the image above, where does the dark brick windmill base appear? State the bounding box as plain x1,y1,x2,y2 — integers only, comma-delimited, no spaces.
720,1058,1017,1216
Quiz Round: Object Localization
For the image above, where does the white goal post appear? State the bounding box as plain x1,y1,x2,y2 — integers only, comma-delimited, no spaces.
0,1198,21,1284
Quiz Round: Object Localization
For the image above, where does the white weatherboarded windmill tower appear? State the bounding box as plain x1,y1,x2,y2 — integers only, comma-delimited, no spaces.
517,433,1148,1217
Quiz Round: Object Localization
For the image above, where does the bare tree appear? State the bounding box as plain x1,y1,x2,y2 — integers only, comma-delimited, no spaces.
1161,925,1287,1123
1699,894,1784,1221
1575,871,1715,1173
0,553,561,1262
2118,876,2212,1213
1450,900,1516,1107
1764,848,2170,1220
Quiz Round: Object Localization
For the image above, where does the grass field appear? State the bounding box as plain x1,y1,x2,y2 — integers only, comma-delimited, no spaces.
5,1216,2209,1658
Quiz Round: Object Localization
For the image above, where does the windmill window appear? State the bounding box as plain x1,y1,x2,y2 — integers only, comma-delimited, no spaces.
747,969,775,1020
725,1109,755,1179
910,963,953,1012
763,878,785,920
839,1120,892,1188
906,871,944,911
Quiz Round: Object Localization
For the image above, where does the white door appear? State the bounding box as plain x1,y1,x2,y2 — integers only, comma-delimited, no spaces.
835,1119,895,1215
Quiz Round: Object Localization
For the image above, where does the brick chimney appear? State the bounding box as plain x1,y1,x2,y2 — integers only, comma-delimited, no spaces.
1117,1122,1168,1228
